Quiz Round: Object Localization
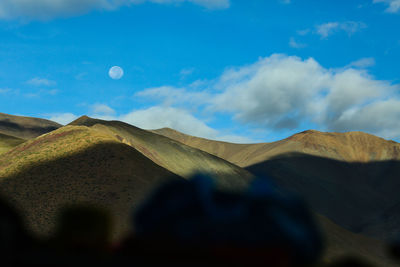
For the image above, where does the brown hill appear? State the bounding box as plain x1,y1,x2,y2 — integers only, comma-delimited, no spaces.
0,132,25,155
0,112,61,140
153,128,400,167
70,116,253,191
0,125,180,240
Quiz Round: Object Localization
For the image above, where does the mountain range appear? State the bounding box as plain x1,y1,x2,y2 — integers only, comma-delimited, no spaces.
0,112,399,265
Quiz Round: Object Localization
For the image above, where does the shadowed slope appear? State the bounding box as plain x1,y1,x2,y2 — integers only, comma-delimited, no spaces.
317,214,396,266
0,125,180,240
70,116,253,191
0,112,61,140
0,133,25,155
153,128,400,167
154,127,400,265
246,152,400,241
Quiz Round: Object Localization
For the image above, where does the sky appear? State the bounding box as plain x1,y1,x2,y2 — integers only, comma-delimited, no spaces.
0,0,399,143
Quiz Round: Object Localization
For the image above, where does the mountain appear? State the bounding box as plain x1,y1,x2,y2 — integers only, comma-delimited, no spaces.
153,128,400,240
69,116,253,191
0,132,25,155
153,128,400,167
0,113,398,265
0,125,181,240
0,116,253,240
0,112,61,140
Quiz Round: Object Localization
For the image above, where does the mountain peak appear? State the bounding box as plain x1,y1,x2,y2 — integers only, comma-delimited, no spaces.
68,115,93,126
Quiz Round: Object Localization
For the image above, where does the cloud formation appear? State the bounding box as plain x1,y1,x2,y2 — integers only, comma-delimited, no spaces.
91,103,116,116
315,21,366,38
138,54,400,140
346,57,376,68
48,113,78,125
0,0,230,20
26,78,56,87
373,0,400,13
289,37,306,48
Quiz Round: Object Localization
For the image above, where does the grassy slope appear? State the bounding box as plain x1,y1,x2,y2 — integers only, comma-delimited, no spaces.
0,125,181,240
0,132,25,155
0,112,61,140
70,116,253,191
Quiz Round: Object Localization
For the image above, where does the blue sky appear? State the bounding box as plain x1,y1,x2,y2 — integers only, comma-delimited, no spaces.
0,0,399,143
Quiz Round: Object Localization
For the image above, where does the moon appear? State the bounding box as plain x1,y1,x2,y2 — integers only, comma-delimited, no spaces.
109,66,124,80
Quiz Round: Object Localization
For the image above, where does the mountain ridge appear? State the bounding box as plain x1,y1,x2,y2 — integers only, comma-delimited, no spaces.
0,112,61,140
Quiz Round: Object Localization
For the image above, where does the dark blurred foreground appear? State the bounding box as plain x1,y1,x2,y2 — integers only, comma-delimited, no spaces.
0,174,399,266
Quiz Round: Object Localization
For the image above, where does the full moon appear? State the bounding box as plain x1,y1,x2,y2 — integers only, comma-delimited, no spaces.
109,66,124,80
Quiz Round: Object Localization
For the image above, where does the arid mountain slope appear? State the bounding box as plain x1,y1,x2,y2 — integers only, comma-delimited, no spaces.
0,132,25,155
0,112,61,140
0,125,180,240
70,116,252,191
153,128,400,167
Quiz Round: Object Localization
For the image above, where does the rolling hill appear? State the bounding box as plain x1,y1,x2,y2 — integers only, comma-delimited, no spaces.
0,112,61,140
153,128,400,167
69,116,253,191
0,125,181,240
0,132,25,155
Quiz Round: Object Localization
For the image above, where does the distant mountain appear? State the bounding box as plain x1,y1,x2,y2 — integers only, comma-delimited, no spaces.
69,116,253,191
153,128,400,167
0,132,25,155
0,112,61,140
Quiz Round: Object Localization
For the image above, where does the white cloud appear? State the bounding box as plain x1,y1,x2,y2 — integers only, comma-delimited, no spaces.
0,88,11,94
346,57,376,69
48,113,78,125
373,0,400,13
180,68,195,78
297,29,310,36
91,103,116,116
141,54,400,140
0,0,229,20
289,37,306,48
26,77,56,87
120,106,219,138
209,54,399,139
316,21,366,38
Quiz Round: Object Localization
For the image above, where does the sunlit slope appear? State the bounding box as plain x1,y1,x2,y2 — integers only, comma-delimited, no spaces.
0,132,25,155
70,116,253,191
153,128,400,167
0,112,61,140
0,125,180,240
